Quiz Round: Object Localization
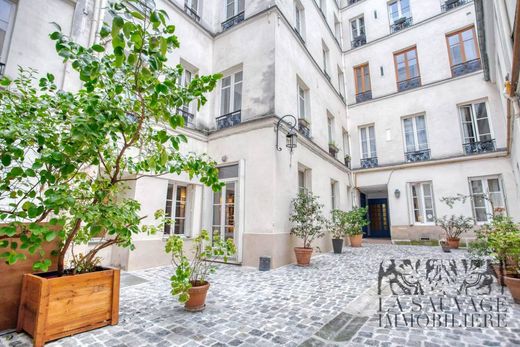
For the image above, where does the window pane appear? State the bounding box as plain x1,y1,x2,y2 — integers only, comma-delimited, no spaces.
360,128,368,158
363,67,371,90
369,126,376,157
448,35,463,65
400,0,410,17
462,29,477,61
389,2,399,21
213,203,221,225
238,0,244,13
218,164,239,179
174,219,185,234
0,0,12,28
471,180,484,194
226,0,234,18
460,106,475,143
403,118,415,152
233,73,242,112
475,103,491,140
351,20,357,35
298,171,305,190
407,50,419,78
396,53,407,81
359,17,365,35
355,68,362,92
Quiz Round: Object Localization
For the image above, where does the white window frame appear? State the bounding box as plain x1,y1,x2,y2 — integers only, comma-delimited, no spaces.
469,176,506,223
298,165,311,193
225,0,244,19
331,180,337,211
164,182,189,236
220,70,243,116
388,0,411,24
180,67,196,114
0,0,16,64
295,0,305,38
402,114,428,153
334,14,341,41
185,0,199,13
408,181,435,225
458,101,493,144
359,125,377,159
342,130,350,157
350,15,365,38
322,43,330,74
338,68,345,97
297,81,309,120
327,114,334,144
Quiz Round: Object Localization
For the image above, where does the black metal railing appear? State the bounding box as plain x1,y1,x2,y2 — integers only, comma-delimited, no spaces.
451,58,482,77
216,110,241,130
463,139,496,155
177,108,195,127
298,120,311,139
441,0,472,12
328,144,339,158
405,148,431,162
356,90,372,103
397,76,421,92
390,17,413,33
222,11,245,31
0,62,5,76
184,4,200,22
351,34,367,48
360,157,378,169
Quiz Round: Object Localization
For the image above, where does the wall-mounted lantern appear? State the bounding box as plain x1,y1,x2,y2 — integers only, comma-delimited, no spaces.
276,114,298,153
394,189,401,199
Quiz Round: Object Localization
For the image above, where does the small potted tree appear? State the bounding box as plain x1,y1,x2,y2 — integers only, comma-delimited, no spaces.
165,230,235,311
289,190,325,266
435,215,473,249
328,210,345,254
344,207,369,247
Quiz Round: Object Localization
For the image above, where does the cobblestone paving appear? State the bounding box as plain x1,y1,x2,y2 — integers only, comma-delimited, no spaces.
1,244,520,346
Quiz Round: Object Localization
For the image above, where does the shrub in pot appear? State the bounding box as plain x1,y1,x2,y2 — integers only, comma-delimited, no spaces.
165,230,235,311
289,190,325,266
343,207,369,247
328,210,346,254
0,1,222,345
435,215,473,249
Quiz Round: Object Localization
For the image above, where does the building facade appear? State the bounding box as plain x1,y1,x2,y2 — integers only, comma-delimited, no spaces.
0,0,518,270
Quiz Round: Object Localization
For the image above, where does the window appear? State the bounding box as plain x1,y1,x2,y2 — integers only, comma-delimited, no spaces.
327,115,334,144
470,177,506,222
342,130,350,157
334,15,341,41
359,125,376,159
388,0,411,23
403,115,428,153
338,68,345,97
394,47,421,91
0,0,15,64
331,180,337,211
184,0,200,20
446,26,481,76
320,0,327,15
298,170,305,193
410,182,435,224
297,82,309,120
350,16,365,38
213,165,239,246
226,0,244,19
180,68,194,113
322,43,330,77
220,71,242,116
354,64,371,100
164,183,188,235
298,167,311,193
295,1,305,39
459,101,494,153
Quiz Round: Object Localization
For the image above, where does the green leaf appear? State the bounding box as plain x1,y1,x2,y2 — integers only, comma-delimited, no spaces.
130,11,145,20
92,44,105,52
45,231,57,242
1,154,11,166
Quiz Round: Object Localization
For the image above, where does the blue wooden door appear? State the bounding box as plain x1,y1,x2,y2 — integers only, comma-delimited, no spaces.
367,198,390,238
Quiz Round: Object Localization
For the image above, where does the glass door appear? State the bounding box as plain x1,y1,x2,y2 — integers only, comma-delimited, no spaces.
212,181,238,249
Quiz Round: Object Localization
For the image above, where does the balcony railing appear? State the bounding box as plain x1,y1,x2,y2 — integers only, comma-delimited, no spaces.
222,11,245,31
216,110,241,130
298,120,311,139
328,144,339,158
177,108,195,127
360,157,378,169
356,90,372,103
451,58,482,77
463,139,496,155
390,17,413,33
397,76,421,92
441,0,472,12
184,4,200,22
351,34,367,48
405,149,431,163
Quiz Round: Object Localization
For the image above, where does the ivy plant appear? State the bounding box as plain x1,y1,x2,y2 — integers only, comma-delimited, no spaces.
0,0,223,274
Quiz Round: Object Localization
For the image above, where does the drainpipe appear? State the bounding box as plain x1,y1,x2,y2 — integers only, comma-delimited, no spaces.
506,0,520,154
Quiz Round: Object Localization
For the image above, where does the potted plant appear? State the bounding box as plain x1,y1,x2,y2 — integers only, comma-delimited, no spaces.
289,190,326,266
435,215,473,249
328,142,339,157
165,230,236,311
343,207,369,247
328,210,346,254
1,1,222,345
344,154,351,168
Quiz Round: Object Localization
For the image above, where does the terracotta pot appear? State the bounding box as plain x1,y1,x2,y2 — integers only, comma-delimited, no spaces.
492,264,516,286
447,237,460,249
185,281,210,312
294,247,313,266
504,275,520,304
349,234,363,247
332,238,343,254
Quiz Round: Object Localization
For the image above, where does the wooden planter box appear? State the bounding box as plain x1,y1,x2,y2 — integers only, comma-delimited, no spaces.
17,268,120,347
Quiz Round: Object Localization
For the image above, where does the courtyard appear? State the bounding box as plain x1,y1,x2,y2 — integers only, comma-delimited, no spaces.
1,244,520,347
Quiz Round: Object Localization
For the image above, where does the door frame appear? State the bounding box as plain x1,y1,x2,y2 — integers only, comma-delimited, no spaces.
366,198,391,238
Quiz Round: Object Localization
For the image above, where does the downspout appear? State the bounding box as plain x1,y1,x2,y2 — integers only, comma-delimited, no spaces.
506,0,520,154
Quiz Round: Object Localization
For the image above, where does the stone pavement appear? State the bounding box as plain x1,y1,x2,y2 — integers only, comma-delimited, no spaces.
1,244,520,346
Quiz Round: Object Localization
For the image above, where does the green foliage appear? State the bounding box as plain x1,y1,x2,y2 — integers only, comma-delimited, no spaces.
0,0,222,274
435,215,474,240
289,190,326,248
327,210,346,239
338,207,369,236
165,230,236,303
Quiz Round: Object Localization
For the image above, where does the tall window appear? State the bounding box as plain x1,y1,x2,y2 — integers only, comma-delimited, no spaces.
297,82,308,120
403,115,428,153
338,68,345,97
342,130,350,157
220,71,242,116
470,177,506,222
388,0,410,23
331,181,337,211
359,125,376,159
185,0,199,19
322,42,330,76
0,0,15,64
350,16,365,38
327,115,334,144
180,68,195,114
164,183,188,235
410,182,435,224
459,101,492,147
354,64,371,95
298,168,310,193
226,0,244,19
447,26,479,66
394,47,420,83
319,0,327,15
334,15,341,41
295,1,305,39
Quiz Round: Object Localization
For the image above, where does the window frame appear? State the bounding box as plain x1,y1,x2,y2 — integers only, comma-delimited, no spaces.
393,46,421,84
0,0,16,64
408,181,436,225
220,69,243,116
297,80,309,120
338,67,346,97
388,0,411,24
458,100,494,144
322,42,330,75
469,176,506,223
164,182,189,236
401,114,429,153
354,63,371,95
445,25,480,68
331,180,337,211
359,124,377,159
225,0,244,19
294,0,305,38
350,15,365,38
327,114,334,144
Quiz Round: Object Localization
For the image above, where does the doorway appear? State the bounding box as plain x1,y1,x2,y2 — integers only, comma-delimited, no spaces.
367,198,390,238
